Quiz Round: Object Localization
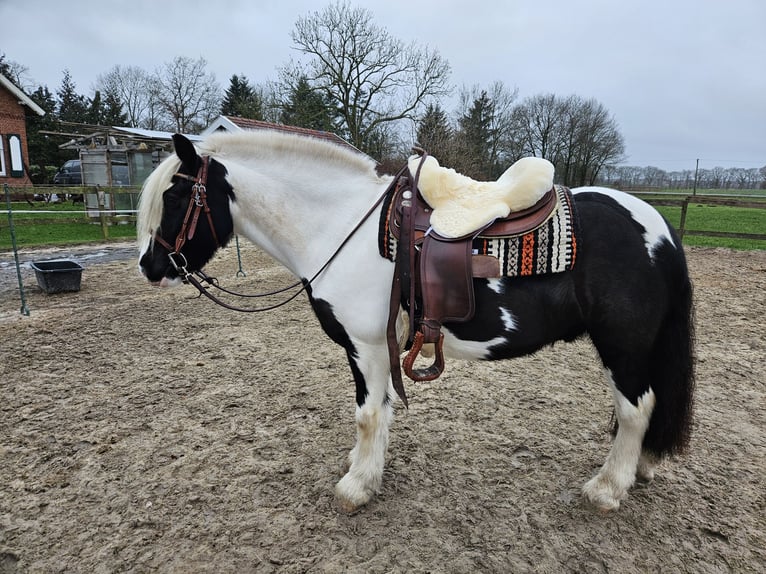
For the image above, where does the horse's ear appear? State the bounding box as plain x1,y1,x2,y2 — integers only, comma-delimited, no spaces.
172,134,199,172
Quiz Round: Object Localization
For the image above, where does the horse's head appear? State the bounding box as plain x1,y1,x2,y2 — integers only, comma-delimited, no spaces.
138,134,234,287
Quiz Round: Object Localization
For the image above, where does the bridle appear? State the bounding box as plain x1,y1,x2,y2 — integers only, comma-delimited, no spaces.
150,153,396,313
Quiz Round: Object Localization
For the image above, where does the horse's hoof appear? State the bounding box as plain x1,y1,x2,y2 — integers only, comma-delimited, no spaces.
636,453,658,484
335,495,363,514
635,467,655,485
335,474,372,513
582,476,623,512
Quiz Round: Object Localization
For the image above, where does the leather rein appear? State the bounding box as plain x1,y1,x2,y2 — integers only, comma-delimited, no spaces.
152,155,394,313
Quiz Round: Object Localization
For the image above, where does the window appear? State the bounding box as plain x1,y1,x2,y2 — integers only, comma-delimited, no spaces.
0,136,6,176
8,134,23,177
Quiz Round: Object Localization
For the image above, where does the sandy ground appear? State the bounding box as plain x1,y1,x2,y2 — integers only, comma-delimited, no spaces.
0,242,764,573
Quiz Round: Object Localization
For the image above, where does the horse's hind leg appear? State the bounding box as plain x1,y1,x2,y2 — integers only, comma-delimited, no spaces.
582,370,655,511
334,342,394,512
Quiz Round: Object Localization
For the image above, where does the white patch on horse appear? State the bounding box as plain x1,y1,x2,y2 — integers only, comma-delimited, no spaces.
572,187,675,259
442,329,507,360
486,278,505,294
500,307,517,332
582,372,656,511
159,276,184,289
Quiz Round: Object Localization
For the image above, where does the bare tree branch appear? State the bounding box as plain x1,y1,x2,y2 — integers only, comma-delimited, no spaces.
154,56,221,133
286,1,451,154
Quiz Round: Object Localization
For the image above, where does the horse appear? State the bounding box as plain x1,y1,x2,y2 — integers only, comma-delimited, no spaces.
137,131,695,512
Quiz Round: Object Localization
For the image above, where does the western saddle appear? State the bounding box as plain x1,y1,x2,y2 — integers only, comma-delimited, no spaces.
384,152,558,407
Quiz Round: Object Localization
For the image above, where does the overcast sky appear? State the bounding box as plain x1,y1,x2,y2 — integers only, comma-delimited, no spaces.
2,0,764,170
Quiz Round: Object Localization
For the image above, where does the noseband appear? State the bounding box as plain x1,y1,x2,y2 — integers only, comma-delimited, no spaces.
153,155,220,278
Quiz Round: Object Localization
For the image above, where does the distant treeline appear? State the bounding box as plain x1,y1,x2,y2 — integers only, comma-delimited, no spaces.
600,165,765,190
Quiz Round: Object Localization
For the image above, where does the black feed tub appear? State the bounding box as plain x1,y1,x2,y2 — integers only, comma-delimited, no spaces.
30,260,83,294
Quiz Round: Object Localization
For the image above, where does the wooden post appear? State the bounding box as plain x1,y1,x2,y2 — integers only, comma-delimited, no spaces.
679,196,690,240
693,159,699,197
97,187,109,239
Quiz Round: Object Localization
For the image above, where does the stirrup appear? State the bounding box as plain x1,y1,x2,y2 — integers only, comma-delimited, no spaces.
403,330,445,382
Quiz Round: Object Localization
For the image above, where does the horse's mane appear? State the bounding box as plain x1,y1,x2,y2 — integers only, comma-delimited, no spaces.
137,129,380,252
198,130,377,175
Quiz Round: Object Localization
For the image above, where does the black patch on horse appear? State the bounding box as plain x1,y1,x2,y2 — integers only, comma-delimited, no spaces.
304,282,368,406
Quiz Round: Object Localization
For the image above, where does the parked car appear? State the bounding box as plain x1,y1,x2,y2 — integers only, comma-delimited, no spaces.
52,159,82,185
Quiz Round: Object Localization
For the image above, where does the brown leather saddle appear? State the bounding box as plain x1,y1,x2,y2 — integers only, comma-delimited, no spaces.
383,156,558,406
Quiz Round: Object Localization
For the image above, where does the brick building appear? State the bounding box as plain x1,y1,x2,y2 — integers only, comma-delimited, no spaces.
0,72,45,187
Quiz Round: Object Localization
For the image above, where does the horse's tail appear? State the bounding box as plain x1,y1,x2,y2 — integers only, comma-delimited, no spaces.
643,243,696,457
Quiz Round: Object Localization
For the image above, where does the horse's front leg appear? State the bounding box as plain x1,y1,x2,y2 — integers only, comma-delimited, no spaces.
335,342,394,512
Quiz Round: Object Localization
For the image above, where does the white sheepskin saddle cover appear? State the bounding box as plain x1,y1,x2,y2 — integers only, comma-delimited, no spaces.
408,155,555,238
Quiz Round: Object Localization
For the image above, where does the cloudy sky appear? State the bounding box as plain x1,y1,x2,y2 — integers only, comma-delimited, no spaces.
2,0,764,170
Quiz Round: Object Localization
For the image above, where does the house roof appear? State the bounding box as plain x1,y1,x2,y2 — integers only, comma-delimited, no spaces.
56,125,203,150
201,115,367,157
0,73,45,116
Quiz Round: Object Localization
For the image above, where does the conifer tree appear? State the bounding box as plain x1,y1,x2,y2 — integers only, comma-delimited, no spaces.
221,74,263,119
456,91,497,179
56,70,88,125
280,77,337,132
101,86,128,126
85,91,103,125
27,86,66,182
416,104,454,165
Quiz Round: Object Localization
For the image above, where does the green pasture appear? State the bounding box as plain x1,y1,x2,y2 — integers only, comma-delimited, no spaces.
653,203,765,249
1,201,137,250
2,192,765,251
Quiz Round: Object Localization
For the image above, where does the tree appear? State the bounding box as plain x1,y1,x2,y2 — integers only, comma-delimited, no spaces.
0,52,30,89
510,93,566,160
452,82,518,179
85,90,103,125
154,56,221,132
560,96,625,186
455,91,496,179
27,86,65,182
279,76,337,131
221,74,263,119
101,85,128,126
286,1,451,155
97,65,155,128
416,103,454,165
82,88,127,127
0,53,13,78
510,93,624,186
56,70,88,124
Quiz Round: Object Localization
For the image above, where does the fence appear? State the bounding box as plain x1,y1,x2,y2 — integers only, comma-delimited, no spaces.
638,193,766,242
3,186,140,241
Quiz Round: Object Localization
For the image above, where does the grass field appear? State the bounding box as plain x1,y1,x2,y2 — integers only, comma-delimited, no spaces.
653,203,766,250
1,202,137,250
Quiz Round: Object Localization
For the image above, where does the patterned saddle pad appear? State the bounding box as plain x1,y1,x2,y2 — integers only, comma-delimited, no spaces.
381,184,579,278
472,185,578,277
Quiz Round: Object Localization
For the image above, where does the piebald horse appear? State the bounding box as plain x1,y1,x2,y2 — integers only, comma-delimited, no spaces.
138,131,694,512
